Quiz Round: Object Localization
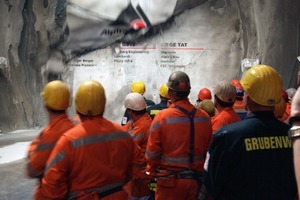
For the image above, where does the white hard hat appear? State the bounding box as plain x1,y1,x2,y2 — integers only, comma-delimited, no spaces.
214,80,236,103
124,93,147,111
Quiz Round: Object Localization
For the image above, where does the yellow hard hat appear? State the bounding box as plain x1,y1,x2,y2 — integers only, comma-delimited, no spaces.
40,80,70,111
240,65,282,106
159,83,169,98
75,80,106,116
274,97,287,118
131,81,146,95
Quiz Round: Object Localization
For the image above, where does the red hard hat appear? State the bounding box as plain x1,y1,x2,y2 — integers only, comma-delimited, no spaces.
198,88,212,101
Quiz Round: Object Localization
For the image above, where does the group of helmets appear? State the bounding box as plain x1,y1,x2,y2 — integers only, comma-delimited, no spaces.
41,64,283,117
131,81,168,99
127,81,169,111
198,65,283,107
41,80,106,116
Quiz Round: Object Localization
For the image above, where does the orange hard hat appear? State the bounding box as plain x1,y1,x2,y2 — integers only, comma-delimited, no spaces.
198,88,212,101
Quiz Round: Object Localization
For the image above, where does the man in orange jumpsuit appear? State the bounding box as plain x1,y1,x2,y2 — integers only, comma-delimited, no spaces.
146,71,213,200
211,80,241,133
40,80,145,200
123,92,152,199
122,80,155,125
26,80,75,199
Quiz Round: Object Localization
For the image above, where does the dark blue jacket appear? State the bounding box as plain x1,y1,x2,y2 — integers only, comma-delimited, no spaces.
203,111,297,200
146,100,168,119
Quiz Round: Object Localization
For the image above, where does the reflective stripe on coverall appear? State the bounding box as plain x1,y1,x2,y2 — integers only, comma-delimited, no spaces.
146,100,168,119
146,99,212,200
211,107,241,133
123,113,152,198
26,113,75,199
40,117,146,200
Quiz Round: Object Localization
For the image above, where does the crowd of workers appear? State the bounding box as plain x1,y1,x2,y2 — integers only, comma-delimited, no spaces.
25,64,300,200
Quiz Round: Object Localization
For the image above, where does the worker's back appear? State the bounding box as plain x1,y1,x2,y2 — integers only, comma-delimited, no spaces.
41,117,144,199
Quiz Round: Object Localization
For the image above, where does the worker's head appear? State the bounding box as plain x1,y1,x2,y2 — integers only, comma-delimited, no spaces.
131,80,146,95
159,83,169,99
197,99,215,117
230,79,244,100
240,64,282,107
197,88,212,102
274,96,287,119
75,80,106,116
167,71,191,100
124,93,147,111
213,80,236,108
124,93,147,118
41,80,70,111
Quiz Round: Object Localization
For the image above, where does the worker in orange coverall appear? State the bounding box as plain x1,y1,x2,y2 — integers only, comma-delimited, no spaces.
26,80,75,199
146,71,213,200
40,80,146,200
123,92,152,200
211,80,241,133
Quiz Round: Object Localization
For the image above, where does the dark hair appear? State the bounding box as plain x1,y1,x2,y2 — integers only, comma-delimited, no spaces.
214,95,234,107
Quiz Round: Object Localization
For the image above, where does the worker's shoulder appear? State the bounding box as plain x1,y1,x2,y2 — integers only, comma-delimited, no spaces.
147,103,160,110
214,118,251,137
145,98,155,106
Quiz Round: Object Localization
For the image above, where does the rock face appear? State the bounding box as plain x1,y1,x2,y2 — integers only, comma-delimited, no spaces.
0,0,299,132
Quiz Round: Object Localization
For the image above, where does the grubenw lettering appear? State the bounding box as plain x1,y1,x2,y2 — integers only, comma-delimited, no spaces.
244,136,291,151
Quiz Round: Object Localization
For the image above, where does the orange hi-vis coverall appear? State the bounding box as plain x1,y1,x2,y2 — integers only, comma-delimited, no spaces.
123,113,152,154
211,107,241,133
123,113,152,198
233,99,247,120
146,99,213,200
72,115,81,124
26,113,75,199
40,116,145,200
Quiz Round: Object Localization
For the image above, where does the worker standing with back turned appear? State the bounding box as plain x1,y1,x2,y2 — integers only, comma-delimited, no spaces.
146,71,212,200
147,83,169,119
211,80,241,133
123,92,152,200
40,80,145,200
203,65,297,200
122,80,155,125
26,80,75,199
